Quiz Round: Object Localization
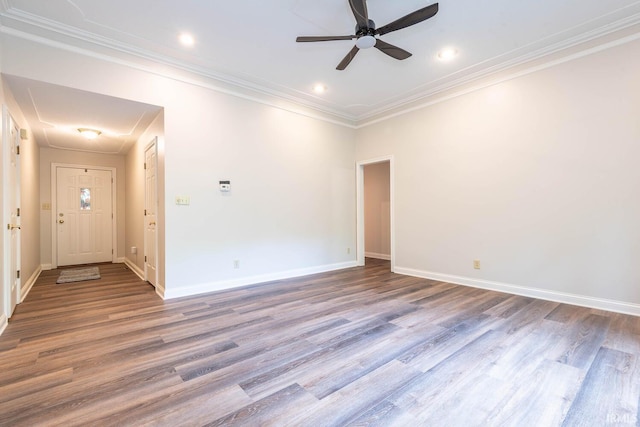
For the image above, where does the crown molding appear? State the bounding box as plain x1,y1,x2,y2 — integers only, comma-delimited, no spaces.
1,4,640,129
358,11,640,124
0,7,358,127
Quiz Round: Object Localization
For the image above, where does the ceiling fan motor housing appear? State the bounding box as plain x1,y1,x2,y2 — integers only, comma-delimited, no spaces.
296,2,439,70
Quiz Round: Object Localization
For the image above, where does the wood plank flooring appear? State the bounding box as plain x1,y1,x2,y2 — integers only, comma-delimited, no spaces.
1,259,640,426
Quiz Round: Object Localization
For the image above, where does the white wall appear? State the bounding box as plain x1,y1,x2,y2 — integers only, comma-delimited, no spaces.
39,147,126,267
356,38,640,311
364,162,390,259
2,35,356,298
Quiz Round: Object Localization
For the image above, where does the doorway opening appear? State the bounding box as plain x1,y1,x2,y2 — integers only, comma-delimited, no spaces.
356,156,394,271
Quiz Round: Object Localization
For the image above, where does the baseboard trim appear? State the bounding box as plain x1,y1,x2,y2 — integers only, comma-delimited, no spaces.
164,261,358,299
395,267,640,317
21,265,42,303
0,314,7,336
41,264,53,271
365,252,391,261
155,285,166,299
115,257,126,263
124,258,145,281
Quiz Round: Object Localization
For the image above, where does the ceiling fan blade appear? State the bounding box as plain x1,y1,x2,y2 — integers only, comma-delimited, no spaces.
376,3,439,36
374,39,412,60
348,0,370,29
337,45,360,70
296,35,355,42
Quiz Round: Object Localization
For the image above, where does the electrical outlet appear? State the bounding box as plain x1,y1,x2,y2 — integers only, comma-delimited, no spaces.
233,260,240,269
473,260,481,269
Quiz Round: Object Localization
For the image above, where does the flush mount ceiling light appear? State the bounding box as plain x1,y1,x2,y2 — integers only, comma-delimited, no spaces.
179,33,195,47
437,47,458,61
77,128,102,140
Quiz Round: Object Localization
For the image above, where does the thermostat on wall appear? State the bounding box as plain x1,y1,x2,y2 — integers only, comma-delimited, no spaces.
219,180,231,192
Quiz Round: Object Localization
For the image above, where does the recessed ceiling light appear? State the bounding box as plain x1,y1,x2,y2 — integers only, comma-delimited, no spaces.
179,33,195,47
78,128,102,140
312,83,327,94
437,47,458,61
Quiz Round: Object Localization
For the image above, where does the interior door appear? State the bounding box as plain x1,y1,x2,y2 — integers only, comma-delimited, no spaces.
144,141,158,287
56,167,113,266
7,117,21,316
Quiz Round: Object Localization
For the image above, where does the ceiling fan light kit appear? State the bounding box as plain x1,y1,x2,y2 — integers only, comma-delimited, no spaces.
296,0,439,70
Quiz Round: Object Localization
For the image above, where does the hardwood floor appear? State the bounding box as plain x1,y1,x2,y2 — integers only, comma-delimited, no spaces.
1,259,640,426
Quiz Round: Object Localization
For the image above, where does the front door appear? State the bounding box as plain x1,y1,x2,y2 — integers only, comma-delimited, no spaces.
56,167,113,266
144,140,158,287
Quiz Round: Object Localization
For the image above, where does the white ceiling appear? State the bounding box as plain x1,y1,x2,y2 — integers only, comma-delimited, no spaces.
3,75,162,154
1,0,640,150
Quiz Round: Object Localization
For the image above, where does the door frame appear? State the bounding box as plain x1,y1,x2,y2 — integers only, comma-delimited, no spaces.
356,156,395,271
2,105,21,318
51,163,117,269
144,137,158,287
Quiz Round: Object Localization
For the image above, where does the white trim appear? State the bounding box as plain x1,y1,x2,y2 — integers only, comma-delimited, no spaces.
365,252,391,261
20,265,42,302
41,263,52,271
0,314,7,336
163,261,358,299
395,266,640,317
155,284,166,299
356,157,395,272
124,258,145,281
115,257,125,263
50,163,117,268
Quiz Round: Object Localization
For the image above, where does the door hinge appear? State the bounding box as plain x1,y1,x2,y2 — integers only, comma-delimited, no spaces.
17,270,20,279
16,208,20,217
144,209,147,216
112,249,114,254
144,163,147,169
16,146,20,155
111,178,114,183
145,256,147,262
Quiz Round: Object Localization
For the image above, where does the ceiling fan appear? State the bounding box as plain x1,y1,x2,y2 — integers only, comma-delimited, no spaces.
296,0,439,70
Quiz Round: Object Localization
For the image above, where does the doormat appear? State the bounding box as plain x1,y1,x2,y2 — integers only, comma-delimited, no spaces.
56,267,101,284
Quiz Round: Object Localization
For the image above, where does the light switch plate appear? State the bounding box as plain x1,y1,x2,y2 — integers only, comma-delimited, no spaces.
175,196,190,205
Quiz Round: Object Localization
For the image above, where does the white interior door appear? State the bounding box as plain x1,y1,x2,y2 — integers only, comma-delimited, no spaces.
144,140,158,287
56,167,113,266
6,116,21,316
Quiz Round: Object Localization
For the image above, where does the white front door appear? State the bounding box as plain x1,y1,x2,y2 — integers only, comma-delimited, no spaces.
6,115,21,316
56,167,113,266
144,140,158,287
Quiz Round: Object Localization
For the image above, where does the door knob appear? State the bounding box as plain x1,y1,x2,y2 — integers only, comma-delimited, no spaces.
149,222,156,226
59,219,65,224
7,224,21,230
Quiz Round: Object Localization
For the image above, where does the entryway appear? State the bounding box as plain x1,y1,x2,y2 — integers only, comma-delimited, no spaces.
52,165,116,267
